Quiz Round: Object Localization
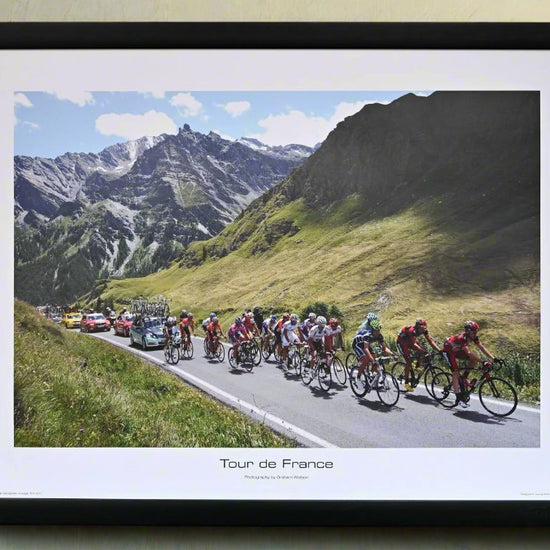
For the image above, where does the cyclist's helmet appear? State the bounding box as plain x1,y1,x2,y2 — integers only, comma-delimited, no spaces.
180,309,187,318
211,316,218,324
370,319,382,331
365,312,379,322
464,320,480,333
168,316,176,326
283,312,290,321
210,312,216,319
317,316,327,326
270,314,277,321
308,312,317,320
290,313,299,324
247,311,254,318
415,318,428,328
234,317,242,325
188,312,193,318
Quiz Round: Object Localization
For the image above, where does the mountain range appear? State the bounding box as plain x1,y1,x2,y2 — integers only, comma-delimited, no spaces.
14,127,314,305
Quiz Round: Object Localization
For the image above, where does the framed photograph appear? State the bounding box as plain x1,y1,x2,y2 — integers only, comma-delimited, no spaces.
1,23,548,525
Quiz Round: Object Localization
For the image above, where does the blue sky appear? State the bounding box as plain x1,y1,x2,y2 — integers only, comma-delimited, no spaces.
14,90,431,158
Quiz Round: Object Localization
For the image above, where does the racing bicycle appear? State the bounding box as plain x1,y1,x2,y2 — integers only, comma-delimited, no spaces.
430,358,518,417
348,355,401,407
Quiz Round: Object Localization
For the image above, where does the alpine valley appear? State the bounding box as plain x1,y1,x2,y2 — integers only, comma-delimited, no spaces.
14,127,314,305
97,91,540,353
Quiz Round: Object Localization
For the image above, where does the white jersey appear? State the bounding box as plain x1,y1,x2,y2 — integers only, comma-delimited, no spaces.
308,325,330,343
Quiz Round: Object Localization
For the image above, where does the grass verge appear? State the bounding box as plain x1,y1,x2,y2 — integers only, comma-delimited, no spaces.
14,300,296,448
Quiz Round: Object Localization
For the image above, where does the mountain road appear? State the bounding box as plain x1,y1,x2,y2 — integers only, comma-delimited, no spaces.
88,331,540,449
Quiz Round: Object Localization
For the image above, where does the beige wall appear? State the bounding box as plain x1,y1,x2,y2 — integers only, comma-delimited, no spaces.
0,0,549,22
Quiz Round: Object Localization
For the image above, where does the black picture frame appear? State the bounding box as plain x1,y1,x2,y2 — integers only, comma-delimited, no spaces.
2,22,548,527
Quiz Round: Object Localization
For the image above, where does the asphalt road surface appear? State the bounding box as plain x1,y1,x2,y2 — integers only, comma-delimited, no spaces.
87,330,540,448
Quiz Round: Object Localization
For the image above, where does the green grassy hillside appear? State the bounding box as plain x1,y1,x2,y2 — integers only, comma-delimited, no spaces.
14,300,296,447
100,192,539,356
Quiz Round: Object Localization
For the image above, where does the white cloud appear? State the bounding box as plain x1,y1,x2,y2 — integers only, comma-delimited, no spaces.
170,92,202,117
95,110,178,140
250,100,384,146
47,91,95,107
14,93,33,108
23,121,40,131
140,91,166,99
221,101,251,118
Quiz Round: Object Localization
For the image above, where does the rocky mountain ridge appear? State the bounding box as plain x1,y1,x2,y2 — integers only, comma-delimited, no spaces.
14,127,313,305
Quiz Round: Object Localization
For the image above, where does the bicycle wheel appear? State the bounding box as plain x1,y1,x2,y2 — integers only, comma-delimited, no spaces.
250,341,262,366
478,377,518,417
391,361,407,385
300,360,314,385
203,338,209,356
349,366,368,398
261,340,272,361
431,371,456,408
215,342,226,363
228,348,237,369
376,372,400,407
164,343,173,364
242,353,254,372
423,366,444,398
332,357,347,385
318,363,332,392
182,340,194,359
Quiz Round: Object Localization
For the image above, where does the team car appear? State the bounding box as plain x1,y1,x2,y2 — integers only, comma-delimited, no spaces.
113,314,135,337
129,316,165,348
80,313,111,333
61,312,82,329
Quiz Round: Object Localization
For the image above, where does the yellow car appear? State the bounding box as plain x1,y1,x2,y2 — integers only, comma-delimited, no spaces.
62,312,82,329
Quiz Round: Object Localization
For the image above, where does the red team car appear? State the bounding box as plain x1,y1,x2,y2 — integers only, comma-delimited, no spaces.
80,313,111,333
113,314,135,337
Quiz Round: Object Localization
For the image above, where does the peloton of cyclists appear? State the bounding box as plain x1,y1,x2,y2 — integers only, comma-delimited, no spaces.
396,318,441,392
442,320,497,408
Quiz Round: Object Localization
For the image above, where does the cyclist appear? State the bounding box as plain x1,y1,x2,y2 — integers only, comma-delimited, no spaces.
307,315,330,369
253,306,264,335
299,312,317,340
202,312,216,334
282,313,303,364
261,314,278,349
442,320,496,408
352,320,395,384
396,318,441,392
358,311,379,331
325,317,344,351
179,312,195,345
274,312,290,362
242,311,260,338
228,317,249,363
163,316,179,345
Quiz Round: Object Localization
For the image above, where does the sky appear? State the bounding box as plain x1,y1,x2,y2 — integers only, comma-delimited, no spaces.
14,90,432,158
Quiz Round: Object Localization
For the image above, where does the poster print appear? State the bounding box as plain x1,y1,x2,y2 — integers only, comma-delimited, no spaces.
0,26,548,523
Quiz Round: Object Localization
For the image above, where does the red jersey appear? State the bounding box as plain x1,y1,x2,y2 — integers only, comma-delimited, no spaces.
207,321,222,334
397,325,428,343
443,332,479,353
